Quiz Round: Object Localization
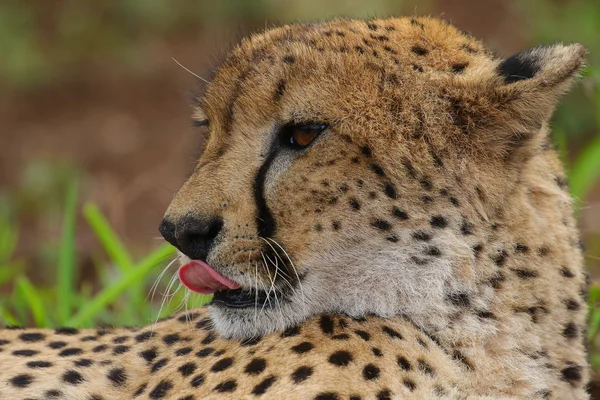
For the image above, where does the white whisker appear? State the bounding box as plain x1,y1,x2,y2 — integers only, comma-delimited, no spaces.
172,57,210,83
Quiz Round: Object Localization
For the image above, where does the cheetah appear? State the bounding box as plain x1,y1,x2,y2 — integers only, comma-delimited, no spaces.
0,16,589,400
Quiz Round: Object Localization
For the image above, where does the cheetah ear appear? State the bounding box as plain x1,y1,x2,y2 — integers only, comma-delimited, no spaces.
494,43,587,124
444,43,586,158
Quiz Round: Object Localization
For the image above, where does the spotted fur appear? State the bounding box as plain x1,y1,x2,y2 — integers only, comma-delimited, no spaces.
0,16,589,399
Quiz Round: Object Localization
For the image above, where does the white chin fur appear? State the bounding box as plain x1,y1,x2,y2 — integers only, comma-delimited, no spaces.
205,236,470,339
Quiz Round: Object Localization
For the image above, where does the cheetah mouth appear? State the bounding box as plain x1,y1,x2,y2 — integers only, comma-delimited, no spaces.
178,260,277,308
211,288,274,308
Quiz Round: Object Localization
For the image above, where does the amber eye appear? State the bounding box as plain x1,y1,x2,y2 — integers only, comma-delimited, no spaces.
280,123,327,149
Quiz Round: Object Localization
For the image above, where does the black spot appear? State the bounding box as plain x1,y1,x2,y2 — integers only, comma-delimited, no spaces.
281,325,301,337
418,359,435,376
202,332,217,345
283,55,295,64
367,22,378,30
451,63,468,73
319,315,335,334
195,317,212,330
355,330,370,341
19,332,45,342
412,231,431,241
539,246,550,257
133,383,147,397
384,182,397,199
196,347,214,358
430,215,447,228
139,348,158,363
403,379,417,391
452,351,474,370
461,220,473,235
45,390,63,398
411,45,429,56
315,393,340,400
10,373,33,387
275,79,286,99
386,234,400,243
450,197,459,206
244,358,267,375
162,333,180,345
332,333,350,340
13,349,39,357
382,326,403,339
477,311,496,320
332,220,341,231
515,243,529,253
372,347,383,357
112,335,128,344
107,368,127,386
179,362,197,377
328,350,353,366
58,347,83,357
27,360,53,368
214,379,237,393
561,364,582,385
492,250,508,266
135,331,152,343
360,146,373,157
392,207,409,220
561,267,576,278
152,358,168,373
74,359,93,367
565,299,580,311
447,292,471,307
92,344,108,353
421,195,433,204
149,380,173,398
371,163,385,176
397,356,412,370
292,366,313,383
252,375,277,395
363,364,381,380
513,269,539,279
563,323,578,339
377,389,392,400
175,347,193,356
498,49,541,84
55,327,79,335
292,341,314,354
211,357,234,372
371,219,392,231
113,345,130,355
420,178,432,190
191,374,205,387
425,246,441,256
62,370,85,385
349,198,361,211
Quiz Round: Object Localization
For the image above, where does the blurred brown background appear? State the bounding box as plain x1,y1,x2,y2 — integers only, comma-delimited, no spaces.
1,0,600,389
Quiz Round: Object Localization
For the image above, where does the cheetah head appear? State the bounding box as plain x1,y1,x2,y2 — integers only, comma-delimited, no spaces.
159,17,585,339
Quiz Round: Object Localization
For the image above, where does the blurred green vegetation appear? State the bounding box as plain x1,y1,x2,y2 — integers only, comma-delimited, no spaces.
1,0,600,378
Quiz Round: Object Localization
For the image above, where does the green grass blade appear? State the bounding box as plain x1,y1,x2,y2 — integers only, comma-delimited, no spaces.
83,203,134,272
15,276,48,327
569,134,600,200
0,307,20,327
57,179,78,325
66,243,176,327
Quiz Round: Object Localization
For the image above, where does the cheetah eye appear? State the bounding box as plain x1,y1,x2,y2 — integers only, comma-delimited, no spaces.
280,123,327,149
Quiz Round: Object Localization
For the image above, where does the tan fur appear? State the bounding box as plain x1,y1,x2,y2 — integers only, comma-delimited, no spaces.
0,17,589,399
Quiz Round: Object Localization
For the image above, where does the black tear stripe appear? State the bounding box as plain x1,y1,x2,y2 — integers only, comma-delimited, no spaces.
254,149,279,238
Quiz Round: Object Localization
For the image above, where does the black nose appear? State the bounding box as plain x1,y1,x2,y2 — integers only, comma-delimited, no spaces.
159,216,223,261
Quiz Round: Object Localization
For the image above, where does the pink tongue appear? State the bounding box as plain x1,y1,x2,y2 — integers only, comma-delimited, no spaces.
178,260,241,294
